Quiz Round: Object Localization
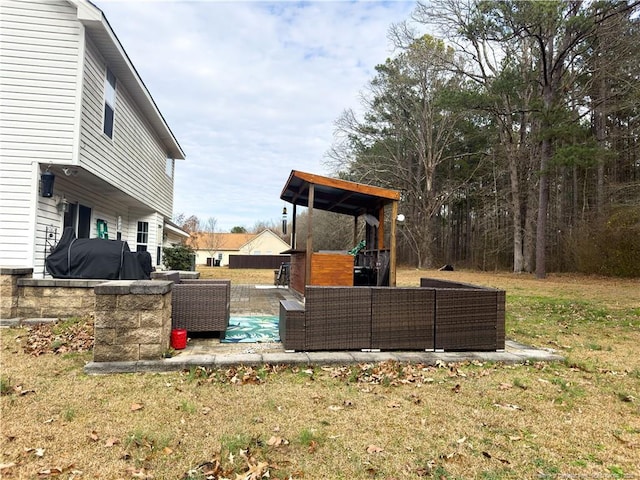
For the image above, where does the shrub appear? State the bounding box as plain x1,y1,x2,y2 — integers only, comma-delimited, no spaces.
162,244,195,271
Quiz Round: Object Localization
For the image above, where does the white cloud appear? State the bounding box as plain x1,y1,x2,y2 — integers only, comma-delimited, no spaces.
95,0,415,231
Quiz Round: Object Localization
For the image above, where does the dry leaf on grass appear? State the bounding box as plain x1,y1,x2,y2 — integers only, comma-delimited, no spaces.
23,321,94,356
482,451,511,464
266,435,288,447
366,444,384,454
104,437,120,447
126,466,153,479
493,403,522,411
307,440,318,453
130,403,144,412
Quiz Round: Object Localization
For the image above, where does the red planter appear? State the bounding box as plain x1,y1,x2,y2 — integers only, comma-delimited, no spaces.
170,329,187,349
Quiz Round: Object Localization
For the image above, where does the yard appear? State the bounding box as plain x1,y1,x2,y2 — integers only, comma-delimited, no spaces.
1,268,639,479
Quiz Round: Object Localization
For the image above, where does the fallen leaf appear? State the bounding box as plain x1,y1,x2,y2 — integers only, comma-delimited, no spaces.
493,403,522,411
104,437,120,447
366,444,384,454
130,403,143,412
482,451,510,464
308,440,318,453
267,435,288,447
14,385,36,396
452,384,461,393
0,463,17,470
126,467,153,479
498,383,512,390
89,431,99,442
38,467,63,476
387,402,401,408
328,405,343,411
245,460,269,480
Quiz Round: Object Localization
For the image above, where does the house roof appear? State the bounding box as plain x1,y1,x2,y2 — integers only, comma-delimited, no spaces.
280,170,401,217
187,233,256,251
69,0,185,160
164,219,190,238
187,230,289,252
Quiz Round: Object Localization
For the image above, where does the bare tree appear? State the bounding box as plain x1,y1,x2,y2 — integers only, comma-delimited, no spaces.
330,35,475,268
198,217,223,265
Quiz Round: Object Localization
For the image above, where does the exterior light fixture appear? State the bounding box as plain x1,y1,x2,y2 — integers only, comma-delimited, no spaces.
56,195,69,213
41,166,55,197
282,206,287,235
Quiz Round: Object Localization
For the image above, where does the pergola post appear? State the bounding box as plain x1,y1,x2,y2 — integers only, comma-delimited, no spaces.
377,206,385,249
305,183,314,287
389,200,398,286
353,215,358,248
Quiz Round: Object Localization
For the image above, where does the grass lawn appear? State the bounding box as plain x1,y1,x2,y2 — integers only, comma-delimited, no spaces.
1,268,639,479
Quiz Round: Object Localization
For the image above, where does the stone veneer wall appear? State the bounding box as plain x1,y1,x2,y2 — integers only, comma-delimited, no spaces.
0,268,33,319
93,280,173,362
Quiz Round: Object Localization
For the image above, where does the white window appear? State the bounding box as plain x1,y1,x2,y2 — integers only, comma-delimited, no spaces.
103,68,116,138
136,221,148,252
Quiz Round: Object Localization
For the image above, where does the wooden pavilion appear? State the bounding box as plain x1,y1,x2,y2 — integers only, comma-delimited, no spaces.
280,170,401,296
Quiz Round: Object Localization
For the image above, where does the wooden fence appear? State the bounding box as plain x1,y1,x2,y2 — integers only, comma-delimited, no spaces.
228,255,290,269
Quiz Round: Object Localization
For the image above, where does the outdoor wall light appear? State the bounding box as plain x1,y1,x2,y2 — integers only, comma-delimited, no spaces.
40,167,55,197
62,167,79,176
56,195,69,213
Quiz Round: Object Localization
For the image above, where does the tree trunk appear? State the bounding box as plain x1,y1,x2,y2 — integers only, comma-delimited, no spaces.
536,128,552,279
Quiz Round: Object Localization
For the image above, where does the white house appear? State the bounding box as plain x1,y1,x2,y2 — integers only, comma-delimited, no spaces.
188,230,290,266
0,0,186,277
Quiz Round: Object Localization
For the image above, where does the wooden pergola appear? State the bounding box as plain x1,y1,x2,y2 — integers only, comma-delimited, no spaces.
280,170,401,295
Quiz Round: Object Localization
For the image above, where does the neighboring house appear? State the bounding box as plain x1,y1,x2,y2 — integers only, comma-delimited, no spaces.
188,230,290,266
0,0,186,277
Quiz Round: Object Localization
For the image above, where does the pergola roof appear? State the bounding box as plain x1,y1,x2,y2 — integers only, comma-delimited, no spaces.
280,170,401,217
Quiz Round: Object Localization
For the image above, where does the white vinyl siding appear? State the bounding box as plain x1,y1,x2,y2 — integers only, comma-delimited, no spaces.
78,40,174,217
1,0,179,276
0,0,81,267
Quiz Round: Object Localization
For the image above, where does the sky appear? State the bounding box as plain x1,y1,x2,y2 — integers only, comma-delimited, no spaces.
95,0,417,232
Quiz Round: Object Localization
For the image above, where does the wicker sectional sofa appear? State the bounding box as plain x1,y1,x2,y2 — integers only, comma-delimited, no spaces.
279,278,505,352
